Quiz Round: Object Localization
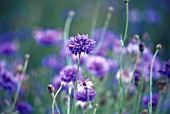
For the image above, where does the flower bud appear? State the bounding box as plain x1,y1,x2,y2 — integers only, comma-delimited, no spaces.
108,6,114,12
25,54,30,60
47,84,55,93
134,74,140,86
124,0,129,3
139,42,145,52
68,10,75,16
156,44,161,51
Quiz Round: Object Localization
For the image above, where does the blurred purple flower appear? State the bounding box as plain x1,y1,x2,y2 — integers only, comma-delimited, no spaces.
60,65,82,83
144,8,161,24
116,69,133,83
142,94,159,107
86,56,110,77
0,68,18,91
126,38,139,55
76,78,96,102
0,42,18,56
129,9,143,24
52,75,68,90
93,29,121,55
42,54,64,70
67,34,96,55
16,101,33,114
34,29,63,46
159,59,170,78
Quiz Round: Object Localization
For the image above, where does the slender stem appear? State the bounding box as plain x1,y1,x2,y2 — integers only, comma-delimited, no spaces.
90,0,101,38
72,54,81,113
11,55,29,111
135,53,144,113
118,2,129,114
123,3,129,42
132,87,139,114
67,83,72,114
93,104,98,114
148,50,159,114
64,11,75,65
52,83,63,114
52,93,60,114
94,7,113,54
155,93,163,114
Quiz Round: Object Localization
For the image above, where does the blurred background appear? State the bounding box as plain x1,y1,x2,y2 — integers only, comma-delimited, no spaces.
0,0,170,61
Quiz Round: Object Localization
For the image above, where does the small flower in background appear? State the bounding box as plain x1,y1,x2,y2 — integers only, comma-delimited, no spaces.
129,9,143,24
159,59,170,78
41,54,64,70
16,101,33,114
86,56,110,77
0,60,7,68
0,41,18,56
116,69,133,83
34,29,63,46
76,78,96,102
142,94,159,107
93,29,120,56
67,34,96,55
60,65,83,83
0,68,18,91
126,37,139,55
144,8,161,24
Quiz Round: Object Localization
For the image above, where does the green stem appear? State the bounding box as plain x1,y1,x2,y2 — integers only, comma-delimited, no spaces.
11,55,30,111
148,50,159,114
52,93,60,114
72,54,81,113
135,53,144,113
86,88,89,114
67,83,72,114
123,3,129,42
90,0,101,38
52,83,64,114
94,6,113,54
64,10,75,65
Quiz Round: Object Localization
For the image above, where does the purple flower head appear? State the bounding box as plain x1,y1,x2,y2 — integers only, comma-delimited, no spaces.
67,34,96,56
0,68,18,91
129,9,143,24
76,78,96,102
159,59,170,78
0,41,18,56
16,101,33,114
86,56,110,77
60,65,82,83
42,54,64,70
34,29,63,46
144,8,161,24
142,94,159,107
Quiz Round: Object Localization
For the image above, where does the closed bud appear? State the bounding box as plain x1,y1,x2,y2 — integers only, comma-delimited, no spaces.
156,44,161,51
47,84,55,93
134,74,140,86
142,109,148,114
133,34,139,41
25,54,30,60
68,10,75,16
124,0,129,3
108,6,114,12
16,64,23,74
139,42,145,52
